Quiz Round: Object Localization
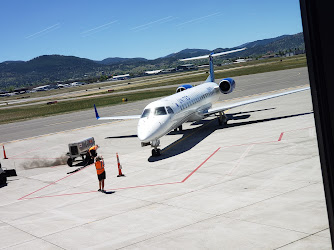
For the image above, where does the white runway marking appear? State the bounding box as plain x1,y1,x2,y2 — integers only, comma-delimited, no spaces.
227,144,254,176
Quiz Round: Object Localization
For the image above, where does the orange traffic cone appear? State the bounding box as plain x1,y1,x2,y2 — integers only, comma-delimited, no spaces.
116,153,125,177
3,145,8,159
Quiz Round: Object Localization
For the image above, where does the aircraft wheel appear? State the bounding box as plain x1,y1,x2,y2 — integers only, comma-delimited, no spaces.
178,125,183,131
67,158,73,167
218,117,228,126
151,149,161,157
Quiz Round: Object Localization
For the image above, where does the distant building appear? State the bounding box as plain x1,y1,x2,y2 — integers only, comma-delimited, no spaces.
261,54,276,59
70,82,85,86
112,74,130,80
198,64,210,68
0,91,10,97
57,83,70,88
176,64,197,71
13,88,29,94
161,68,176,73
32,85,51,92
145,70,162,75
233,59,247,63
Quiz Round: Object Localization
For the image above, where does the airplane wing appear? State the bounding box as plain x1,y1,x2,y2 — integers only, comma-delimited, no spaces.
205,86,310,116
94,104,141,120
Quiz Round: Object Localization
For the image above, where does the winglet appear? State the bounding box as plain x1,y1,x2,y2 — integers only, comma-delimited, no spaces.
94,104,100,120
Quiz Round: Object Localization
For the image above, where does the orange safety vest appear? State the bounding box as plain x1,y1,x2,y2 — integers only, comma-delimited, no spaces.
89,145,98,152
95,160,105,175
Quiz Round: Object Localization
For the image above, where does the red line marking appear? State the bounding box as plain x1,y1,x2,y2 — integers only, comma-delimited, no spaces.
182,147,221,182
110,181,183,191
21,190,98,200
9,157,62,160
19,127,315,200
283,126,314,133
18,172,77,200
18,163,94,200
23,182,183,200
278,132,284,141
220,140,278,149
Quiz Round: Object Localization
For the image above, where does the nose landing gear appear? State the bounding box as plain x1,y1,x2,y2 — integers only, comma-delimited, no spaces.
151,139,161,157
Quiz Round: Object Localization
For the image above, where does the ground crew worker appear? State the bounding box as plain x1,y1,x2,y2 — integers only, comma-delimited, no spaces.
89,144,99,158
86,144,99,165
95,155,106,192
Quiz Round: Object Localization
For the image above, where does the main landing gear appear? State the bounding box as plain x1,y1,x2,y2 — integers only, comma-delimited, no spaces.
151,139,161,157
173,125,183,132
218,111,228,126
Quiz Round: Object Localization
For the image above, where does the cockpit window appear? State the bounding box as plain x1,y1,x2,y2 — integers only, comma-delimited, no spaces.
166,106,174,114
141,109,151,118
154,107,167,115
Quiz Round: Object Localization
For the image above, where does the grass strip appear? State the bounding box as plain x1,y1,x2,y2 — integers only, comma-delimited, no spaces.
0,88,175,124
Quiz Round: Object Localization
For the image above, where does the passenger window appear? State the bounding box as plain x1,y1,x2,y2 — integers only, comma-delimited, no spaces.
166,106,174,114
155,107,167,115
141,109,151,118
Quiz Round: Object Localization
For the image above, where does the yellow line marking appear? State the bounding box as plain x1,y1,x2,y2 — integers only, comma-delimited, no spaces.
44,121,73,127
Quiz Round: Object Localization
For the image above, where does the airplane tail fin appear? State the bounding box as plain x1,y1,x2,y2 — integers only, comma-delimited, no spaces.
206,54,215,82
180,47,246,83
94,104,100,120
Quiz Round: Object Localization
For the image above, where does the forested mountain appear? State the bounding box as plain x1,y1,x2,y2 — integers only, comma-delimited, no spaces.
0,32,305,90
97,57,147,65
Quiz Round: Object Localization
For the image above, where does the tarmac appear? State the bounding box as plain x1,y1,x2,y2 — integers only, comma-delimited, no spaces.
0,68,331,249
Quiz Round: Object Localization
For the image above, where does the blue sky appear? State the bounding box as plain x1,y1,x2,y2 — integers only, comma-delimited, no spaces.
0,0,303,62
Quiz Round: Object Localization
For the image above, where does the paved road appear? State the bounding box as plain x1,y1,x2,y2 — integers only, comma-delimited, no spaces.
0,67,309,143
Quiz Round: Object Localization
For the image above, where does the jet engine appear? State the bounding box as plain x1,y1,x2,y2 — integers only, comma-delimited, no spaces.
176,84,193,93
218,78,235,94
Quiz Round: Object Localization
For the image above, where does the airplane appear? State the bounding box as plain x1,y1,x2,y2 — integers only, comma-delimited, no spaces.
94,47,310,157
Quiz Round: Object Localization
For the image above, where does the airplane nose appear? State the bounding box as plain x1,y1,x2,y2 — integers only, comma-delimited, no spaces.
137,119,153,142
137,126,150,142
137,117,166,142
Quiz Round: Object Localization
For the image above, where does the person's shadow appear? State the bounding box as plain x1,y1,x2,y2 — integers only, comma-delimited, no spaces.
103,190,115,194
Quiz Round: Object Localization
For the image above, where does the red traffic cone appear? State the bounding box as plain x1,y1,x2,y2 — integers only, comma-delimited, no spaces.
116,153,125,177
3,145,8,159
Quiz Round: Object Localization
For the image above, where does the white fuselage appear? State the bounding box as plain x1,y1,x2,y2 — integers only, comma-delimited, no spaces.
137,81,220,143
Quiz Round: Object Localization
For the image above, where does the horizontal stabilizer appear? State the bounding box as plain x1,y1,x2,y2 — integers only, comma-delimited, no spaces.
94,104,141,120
180,47,246,62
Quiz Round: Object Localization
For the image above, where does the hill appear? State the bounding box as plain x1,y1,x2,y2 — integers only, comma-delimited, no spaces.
97,57,147,65
0,32,305,90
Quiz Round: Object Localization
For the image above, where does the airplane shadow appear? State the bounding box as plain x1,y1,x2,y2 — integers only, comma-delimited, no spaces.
224,111,313,129
148,110,313,162
0,183,8,188
71,161,86,167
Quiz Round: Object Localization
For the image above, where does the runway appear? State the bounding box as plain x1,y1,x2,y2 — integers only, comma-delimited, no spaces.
0,68,331,249
0,67,309,143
